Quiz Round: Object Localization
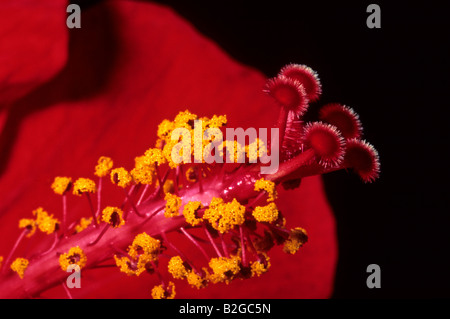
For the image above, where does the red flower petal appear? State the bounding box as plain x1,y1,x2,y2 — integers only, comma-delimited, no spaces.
0,1,337,298
0,0,68,105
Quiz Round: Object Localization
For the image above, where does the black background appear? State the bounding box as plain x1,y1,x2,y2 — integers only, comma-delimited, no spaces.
78,0,450,298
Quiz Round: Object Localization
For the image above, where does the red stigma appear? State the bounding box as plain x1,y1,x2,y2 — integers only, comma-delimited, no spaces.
344,138,380,183
319,103,362,140
302,122,345,168
279,64,322,102
265,75,309,115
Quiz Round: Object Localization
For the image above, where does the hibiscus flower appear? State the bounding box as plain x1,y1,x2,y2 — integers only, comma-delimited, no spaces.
0,0,378,299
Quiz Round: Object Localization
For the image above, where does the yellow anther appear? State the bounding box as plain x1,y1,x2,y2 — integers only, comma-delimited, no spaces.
0,256,3,270
114,255,140,276
128,232,161,260
110,167,133,188
162,140,181,169
102,206,125,228
252,202,279,223
163,179,175,194
95,156,114,177
130,156,155,185
220,140,245,163
208,255,241,284
74,217,92,233
250,254,271,277
144,148,166,165
73,178,96,196
113,255,151,276
59,246,87,271
283,227,308,254
18,218,36,237
203,198,246,233
157,119,176,140
10,258,29,279
174,110,197,128
164,193,182,218
246,138,267,162
168,256,188,279
185,166,198,182
187,270,208,289
151,282,176,299
254,178,277,202
208,114,227,128
51,176,72,195
32,207,59,235
182,201,204,226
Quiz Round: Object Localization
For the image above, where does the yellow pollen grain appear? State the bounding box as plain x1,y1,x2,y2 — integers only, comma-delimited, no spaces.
51,176,72,195
59,246,87,271
32,207,60,235
168,256,188,279
10,258,29,279
74,217,92,233
187,270,208,289
283,227,308,254
174,110,197,128
246,138,267,162
102,206,125,228
151,281,176,299
110,167,133,188
252,202,279,223
113,255,149,276
94,156,114,177
144,148,166,165
157,119,177,142
254,178,277,202
250,254,271,277
131,155,155,185
128,232,161,260
18,218,36,237
164,193,182,218
182,201,204,226
208,114,227,128
203,198,246,233
208,255,241,284
73,178,96,196
163,179,175,194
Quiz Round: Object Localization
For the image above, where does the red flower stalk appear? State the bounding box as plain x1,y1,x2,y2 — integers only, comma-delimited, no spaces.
0,1,379,299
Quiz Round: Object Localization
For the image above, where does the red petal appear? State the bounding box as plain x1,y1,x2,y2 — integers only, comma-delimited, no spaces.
0,1,337,299
0,0,67,105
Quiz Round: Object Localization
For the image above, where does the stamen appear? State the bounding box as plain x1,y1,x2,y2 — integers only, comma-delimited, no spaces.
88,224,110,246
0,63,380,299
2,229,28,275
239,225,248,267
10,258,29,279
203,226,223,257
59,246,87,271
180,227,210,263
62,282,73,299
73,178,98,226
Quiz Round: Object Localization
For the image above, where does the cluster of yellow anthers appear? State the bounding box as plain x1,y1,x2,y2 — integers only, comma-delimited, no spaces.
19,207,60,237
157,176,303,293
0,110,309,300
5,207,60,278
157,110,267,167
114,232,161,276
